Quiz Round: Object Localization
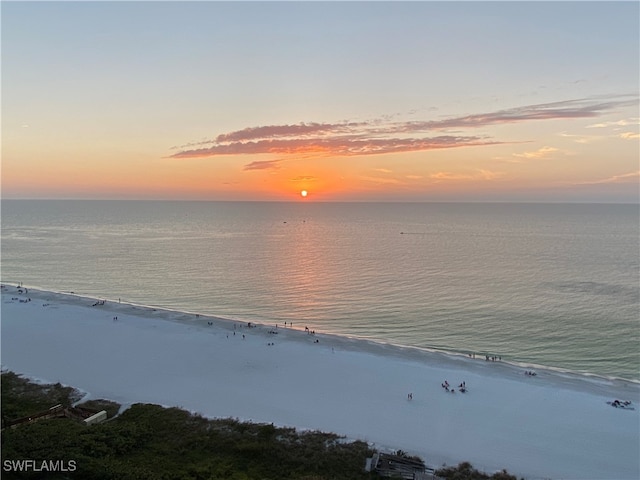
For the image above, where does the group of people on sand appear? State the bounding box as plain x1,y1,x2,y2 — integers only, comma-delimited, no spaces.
441,380,467,393
405,380,469,398
610,399,633,408
524,370,537,376
9,285,31,303
12,297,32,303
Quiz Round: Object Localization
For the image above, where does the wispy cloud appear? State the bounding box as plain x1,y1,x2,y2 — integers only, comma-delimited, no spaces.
586,118,640,128
216,122,365,143
290,175,317,182
359,175,403,185
430,172,474,181
170,94,637,161
513,146,559,159
429,170,504,182
243,159,282,171
390,96,637,132
574,171,640,185
172,135,500,159
557,131,603,144
618,132,640,140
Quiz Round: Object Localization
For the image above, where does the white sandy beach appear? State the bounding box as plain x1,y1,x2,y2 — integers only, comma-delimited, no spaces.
1,285,638,479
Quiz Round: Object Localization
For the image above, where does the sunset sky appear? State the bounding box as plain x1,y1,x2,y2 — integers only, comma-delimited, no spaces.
2,1,639,202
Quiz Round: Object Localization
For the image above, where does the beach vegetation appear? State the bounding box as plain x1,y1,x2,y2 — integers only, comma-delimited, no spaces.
1,371,83,420
78,399,121,419
1,372,376,479
436,461,520,480
2,372,521,480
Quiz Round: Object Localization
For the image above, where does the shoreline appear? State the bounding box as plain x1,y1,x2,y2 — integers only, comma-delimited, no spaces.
2,284,639,479
5,283,639,388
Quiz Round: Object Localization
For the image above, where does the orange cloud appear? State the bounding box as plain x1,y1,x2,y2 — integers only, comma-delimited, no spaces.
170,94,637,161
171,136,499,159
243,159,283,171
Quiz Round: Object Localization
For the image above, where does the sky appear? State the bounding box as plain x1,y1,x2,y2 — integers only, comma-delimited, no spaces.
2,1,639,202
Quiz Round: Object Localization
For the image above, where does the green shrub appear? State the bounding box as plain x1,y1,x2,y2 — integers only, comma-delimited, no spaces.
2,372,376,480
436,462,519,480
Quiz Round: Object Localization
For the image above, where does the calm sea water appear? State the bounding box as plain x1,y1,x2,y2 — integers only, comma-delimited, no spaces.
2,200,638,381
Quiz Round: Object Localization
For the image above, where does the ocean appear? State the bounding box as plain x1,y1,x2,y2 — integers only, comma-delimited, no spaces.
1,200,638,381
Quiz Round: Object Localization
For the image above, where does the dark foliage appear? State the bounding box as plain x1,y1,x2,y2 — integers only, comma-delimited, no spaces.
1,371,83,420
1,372,376,480
436,462,520,480
2,372,521,480
77,400,121,419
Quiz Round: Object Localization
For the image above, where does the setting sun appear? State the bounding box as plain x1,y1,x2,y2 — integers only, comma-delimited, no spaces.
300,190,308,198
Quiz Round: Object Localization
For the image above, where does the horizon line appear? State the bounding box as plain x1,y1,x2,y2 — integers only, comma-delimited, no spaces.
2,198,638,206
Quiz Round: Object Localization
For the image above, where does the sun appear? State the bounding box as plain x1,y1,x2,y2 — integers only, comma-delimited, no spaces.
300,190,308,198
